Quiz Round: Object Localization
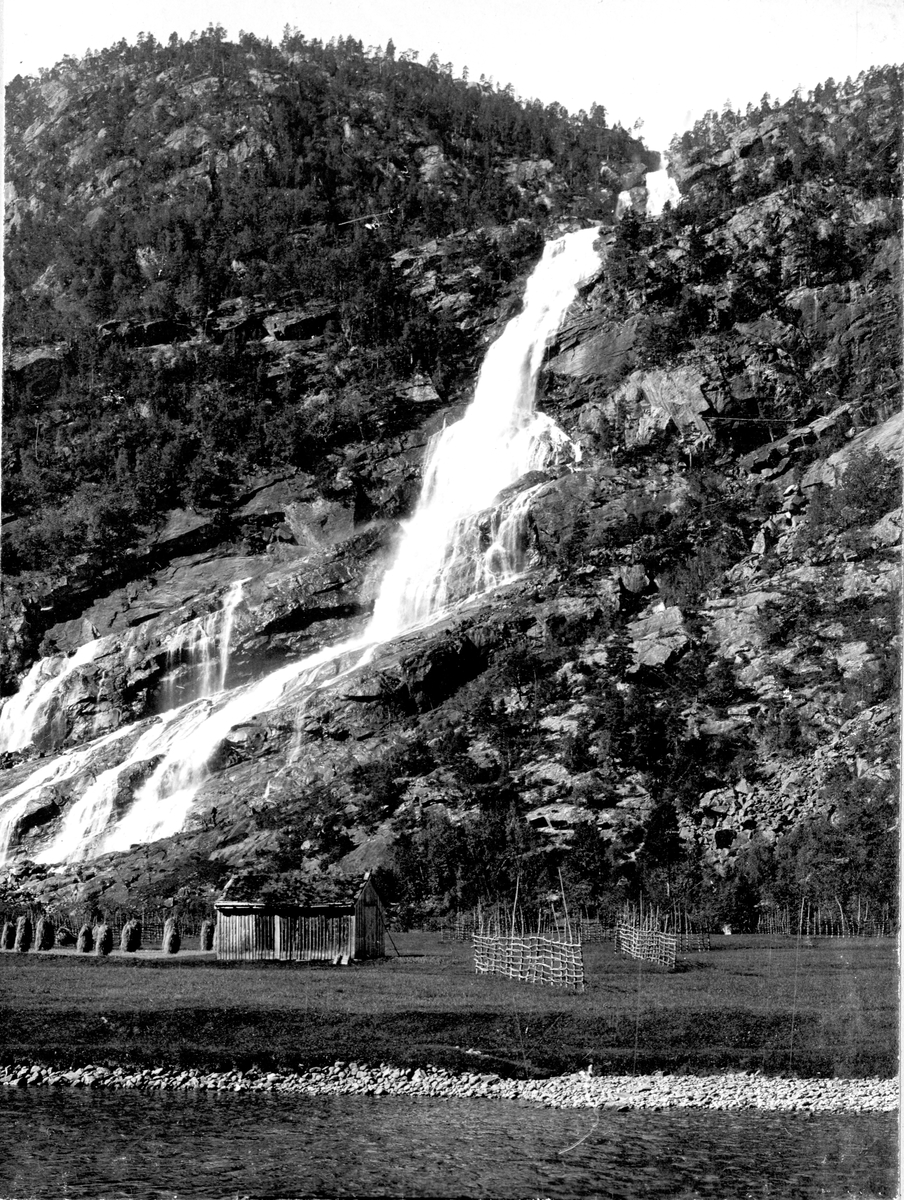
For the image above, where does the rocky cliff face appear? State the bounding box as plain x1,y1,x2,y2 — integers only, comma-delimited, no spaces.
1,47,900,924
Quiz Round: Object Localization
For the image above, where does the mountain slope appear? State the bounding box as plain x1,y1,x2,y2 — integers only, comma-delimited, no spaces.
1,42,900,930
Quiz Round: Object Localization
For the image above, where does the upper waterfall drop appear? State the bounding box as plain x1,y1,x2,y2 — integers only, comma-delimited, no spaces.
616,156,680,221
0,227,602,865
366,226,602,642
643,156,681,218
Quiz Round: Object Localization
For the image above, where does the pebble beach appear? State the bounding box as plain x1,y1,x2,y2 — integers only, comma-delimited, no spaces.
1,1061,896,1112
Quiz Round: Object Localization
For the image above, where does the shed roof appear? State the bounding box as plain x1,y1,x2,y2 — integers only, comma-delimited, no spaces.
216,870,379,911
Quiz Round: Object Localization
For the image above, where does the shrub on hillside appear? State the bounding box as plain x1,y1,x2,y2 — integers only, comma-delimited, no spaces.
797,448,900,550
728,775,898,917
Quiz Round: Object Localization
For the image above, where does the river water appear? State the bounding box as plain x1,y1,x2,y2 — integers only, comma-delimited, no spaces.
1,1089,896,1199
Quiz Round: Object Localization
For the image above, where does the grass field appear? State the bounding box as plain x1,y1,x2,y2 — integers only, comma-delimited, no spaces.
1,934,896,1079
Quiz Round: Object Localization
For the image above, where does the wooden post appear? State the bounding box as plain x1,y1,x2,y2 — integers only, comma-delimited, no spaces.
835,895,846,938
557,868,572,943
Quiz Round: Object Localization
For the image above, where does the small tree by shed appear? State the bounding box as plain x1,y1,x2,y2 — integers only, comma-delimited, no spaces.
214,872,385,963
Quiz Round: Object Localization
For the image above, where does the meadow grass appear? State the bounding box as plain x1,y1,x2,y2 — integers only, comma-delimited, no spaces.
1,933,896,1078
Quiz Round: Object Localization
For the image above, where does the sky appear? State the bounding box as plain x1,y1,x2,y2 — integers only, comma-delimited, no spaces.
2,0,902,150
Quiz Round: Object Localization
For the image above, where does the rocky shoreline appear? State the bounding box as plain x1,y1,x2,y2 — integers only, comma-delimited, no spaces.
1,1061,896,1112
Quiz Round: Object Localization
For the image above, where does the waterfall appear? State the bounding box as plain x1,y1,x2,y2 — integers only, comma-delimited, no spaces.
616,157,680,221
0,581,246,762
0,724,136,859
644,157,681,217
97,639,368,856
35,707,215,864
366,229,599,641
0,228,601,865
158,579,246,709
0,639,104,753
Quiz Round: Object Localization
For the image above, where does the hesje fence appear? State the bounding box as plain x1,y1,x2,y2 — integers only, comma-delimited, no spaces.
469,899,585,991
580,902,709,950
614,919,678,971
446,902,613,944
756,897,896,939
473,930,585,990
578,916,614,944
663,908,711,953
439,911,476,943
613,902,713,970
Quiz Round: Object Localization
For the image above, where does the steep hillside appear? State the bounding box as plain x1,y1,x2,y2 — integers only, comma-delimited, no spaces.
3,28,648,643
1,41,900,929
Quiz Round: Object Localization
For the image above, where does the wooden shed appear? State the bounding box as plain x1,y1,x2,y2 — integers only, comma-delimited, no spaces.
213,872,385,963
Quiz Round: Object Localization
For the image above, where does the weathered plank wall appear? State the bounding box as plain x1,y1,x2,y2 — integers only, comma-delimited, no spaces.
281,913,354,961
215,910,277,960
215,908,355,961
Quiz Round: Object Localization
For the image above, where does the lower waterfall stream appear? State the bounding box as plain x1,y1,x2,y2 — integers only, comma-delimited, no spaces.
0,227,602,865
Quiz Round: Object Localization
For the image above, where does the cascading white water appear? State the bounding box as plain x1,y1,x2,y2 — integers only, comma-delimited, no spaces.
0,228,601,864
159,579,246,709
0,724,136,858
618,156,681,221
97,638,369,856
35,706,219,863
367,229,599,641
0,581,247,767
0,639,104,753
644,156,681,217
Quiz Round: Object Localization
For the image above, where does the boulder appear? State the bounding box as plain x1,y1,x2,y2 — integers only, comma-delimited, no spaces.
416,145,446,182
13,794,63,838
262,306,337,341
396,375,441,406
606,367,712,450
802,410,904,488
628,605,689,669
617,564,650,594
237,474,315,519
526,803,588,830
98,318,195,347
144,508,218,556
738,404,853,478
283,500,355,551
6,343,68,396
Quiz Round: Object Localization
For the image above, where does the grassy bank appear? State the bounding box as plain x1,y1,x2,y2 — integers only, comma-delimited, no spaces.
1,934,896,1079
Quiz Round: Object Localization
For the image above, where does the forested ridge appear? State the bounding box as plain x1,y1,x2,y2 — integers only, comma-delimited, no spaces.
1,36,900,928
3,27,648,580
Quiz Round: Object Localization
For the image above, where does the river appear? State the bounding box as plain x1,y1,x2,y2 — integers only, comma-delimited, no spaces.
1,1089,896,1198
